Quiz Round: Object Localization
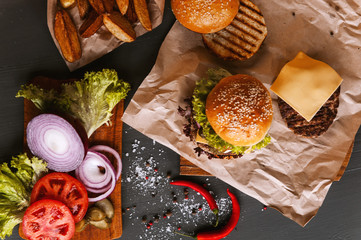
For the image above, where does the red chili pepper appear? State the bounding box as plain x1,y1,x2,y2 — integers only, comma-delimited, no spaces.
196,189,240,239
171,180,219,226
176,189,240,240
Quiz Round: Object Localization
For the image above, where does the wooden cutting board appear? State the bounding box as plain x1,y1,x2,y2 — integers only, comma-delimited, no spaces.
179,142,354,181
21,77,123,240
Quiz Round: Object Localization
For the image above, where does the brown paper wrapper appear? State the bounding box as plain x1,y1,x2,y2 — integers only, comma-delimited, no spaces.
122,0,361,226
47,0,165,71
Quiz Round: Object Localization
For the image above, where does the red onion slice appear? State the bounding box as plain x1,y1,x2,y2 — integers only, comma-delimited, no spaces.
27,114,85,172
75,151,114,190
89,145,122,180
88,169,116,203
75,150,117,202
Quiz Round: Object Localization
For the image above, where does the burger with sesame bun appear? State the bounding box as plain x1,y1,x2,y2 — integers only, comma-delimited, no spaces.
171,0,240,33
178,68,273,159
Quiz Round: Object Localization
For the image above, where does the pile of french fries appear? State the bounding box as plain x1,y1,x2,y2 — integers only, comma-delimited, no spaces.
55,0,152,62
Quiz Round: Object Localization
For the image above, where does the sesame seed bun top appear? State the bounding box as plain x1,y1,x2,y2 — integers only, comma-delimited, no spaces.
206,74,273,146
171,0,240,33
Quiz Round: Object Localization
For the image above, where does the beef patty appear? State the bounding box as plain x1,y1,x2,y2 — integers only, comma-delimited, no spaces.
278,87,340,138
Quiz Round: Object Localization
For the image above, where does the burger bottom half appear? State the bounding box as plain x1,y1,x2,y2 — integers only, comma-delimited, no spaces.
178,68,273,159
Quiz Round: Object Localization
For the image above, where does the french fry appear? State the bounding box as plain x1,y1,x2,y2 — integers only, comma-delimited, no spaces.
77,0,91,19
79,10,104,38
60,0,76,8
133,0,152,31
116,0,129,15
54,9,82,62
126,0,138,23
103,12,136,42
88,0,105,14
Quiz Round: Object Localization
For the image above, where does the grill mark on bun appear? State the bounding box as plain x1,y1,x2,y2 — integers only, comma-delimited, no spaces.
234,14,264,36
218,29,255,51
202,0,267,61
238,1,265,27
228,23,258,44
211,36,251,58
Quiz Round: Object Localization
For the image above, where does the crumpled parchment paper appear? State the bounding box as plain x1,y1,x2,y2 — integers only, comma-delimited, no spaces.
47,0,165,71
122,0,361,226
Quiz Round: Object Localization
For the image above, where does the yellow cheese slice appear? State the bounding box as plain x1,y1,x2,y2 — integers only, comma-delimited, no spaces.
195,131,208,144
270,51,342,121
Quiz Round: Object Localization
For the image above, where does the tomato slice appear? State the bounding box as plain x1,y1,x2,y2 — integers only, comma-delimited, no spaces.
30,172,88,223
22,199,75,240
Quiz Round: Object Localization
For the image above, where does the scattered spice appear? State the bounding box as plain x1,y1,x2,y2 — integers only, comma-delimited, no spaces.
122,138,232,239
184,188,189,195
146,162,151,167
185,195,189,200
149,221,153,226
154,168,158,172
176,189,240,240
142,216,147,223
126,207,130,211
178,227,181,231
199,206,203,211
173,197,177,203
166,210,172,218
146,224,151,229
171,180,219,227
145,176,149,180
263,206,268,211
192,209,197,215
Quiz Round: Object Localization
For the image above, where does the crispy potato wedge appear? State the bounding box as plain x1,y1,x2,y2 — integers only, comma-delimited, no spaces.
60,0,76,8
133,0,152,31
89,0,106,14
77,0,91,19
103,12,136,42
103,0,115,12
126,0,138,23
54,9,82,62
79,10,104,38
116,0,129,15
133,0,151,31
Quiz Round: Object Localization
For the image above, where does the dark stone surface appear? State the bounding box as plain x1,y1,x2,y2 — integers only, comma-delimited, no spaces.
1,1,361,240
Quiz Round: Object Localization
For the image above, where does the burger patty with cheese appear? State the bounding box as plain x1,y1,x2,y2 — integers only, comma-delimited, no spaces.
178,69,273,159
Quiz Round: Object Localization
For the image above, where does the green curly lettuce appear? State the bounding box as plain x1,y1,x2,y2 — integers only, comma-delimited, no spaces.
0,153,47,239
192,68,271,154
16,69,131,137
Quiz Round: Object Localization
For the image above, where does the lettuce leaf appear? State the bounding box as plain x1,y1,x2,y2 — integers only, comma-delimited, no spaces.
16,69,131,137
16,84,59,112
192,68,271,154
0,153,47,239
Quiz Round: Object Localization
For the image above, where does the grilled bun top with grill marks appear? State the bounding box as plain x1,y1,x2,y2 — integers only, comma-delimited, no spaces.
171,0,240,33
206,74,273,146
